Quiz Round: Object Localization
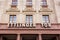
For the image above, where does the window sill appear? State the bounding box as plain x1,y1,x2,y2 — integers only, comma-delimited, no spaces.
41,5,48,8
26,5,32,7
11,5,17,8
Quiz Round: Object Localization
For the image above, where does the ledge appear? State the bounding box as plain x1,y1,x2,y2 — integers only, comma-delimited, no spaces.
0,23,60,30
22,7,36,12
6,7,20,12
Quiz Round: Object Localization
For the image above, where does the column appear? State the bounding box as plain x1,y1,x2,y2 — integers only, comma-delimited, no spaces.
17,34,20,40
39,34,42,40
58,35,60,40
56,36,59,40
0,36,2,40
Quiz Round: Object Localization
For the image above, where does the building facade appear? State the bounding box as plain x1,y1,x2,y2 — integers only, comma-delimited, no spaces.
0,0,60,40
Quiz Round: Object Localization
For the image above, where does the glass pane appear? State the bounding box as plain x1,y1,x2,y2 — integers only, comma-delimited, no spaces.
12,0,17,2
42,0,46,2
12,0,17,5
43,15,49,23
26,16,29,23
41,0,47,6
9,15,16,23
10,16,13,23
10,16,12,21
13,16,16,23
29,16,33,23
45,16,49,22
26,15,33,23
27,0,32,2
43,16,46,23
26,0,32,6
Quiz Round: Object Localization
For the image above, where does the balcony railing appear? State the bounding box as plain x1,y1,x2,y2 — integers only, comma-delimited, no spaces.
0,23,60,29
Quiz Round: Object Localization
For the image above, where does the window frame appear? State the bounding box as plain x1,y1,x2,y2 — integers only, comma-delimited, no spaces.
26,0,32,7
42,15,50,23
26,15,33,24
12,0,18,6
9,15,16,23
41,0,47,7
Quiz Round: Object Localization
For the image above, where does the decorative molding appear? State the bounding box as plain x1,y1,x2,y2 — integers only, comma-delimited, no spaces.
22,7,36,12
0,23,60,25
39,7,52,12
6,7,20,12
0,23,8,25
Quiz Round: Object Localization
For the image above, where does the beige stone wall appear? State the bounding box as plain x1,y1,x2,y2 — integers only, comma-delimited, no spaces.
0,0,59,23
54,0,60,23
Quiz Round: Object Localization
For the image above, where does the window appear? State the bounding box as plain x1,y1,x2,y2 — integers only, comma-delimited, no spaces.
9,15,16,23
26,0,32,7
41,0,47,7
26,15,33,24
42,15,49,23
12,0,17,6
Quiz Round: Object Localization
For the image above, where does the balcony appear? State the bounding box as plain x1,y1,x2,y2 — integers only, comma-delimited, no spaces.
0,23,60,29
